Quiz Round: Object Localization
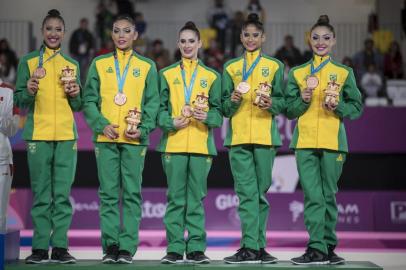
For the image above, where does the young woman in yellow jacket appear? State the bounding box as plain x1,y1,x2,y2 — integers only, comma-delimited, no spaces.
15,9,81,264
157,21,222,264
222,13,285,264
286,15,362,265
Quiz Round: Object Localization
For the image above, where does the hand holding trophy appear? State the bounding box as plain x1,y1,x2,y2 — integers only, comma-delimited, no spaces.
125,108,142,139
253,82,271,107
323,80,340,111
60,66,79,97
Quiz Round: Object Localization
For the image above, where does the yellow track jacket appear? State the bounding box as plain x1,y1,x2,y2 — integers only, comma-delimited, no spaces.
14,46,81,140
83,49,159,145
286,55,363,152
156,58,222,155
222,49,285,147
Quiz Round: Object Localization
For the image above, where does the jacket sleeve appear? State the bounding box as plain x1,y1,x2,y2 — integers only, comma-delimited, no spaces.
334,69,363,120
285,69,310,119
221,68,240,118
138,63,160,141
268,61,286,115
68,60,82,112
0,90,19,137
157,71,176,132
82,60,110,135
14,57,36,109
203,73,223,128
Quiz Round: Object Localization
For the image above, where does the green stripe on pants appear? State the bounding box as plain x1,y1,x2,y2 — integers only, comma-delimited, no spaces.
27,140,77,249
162,153,212,254
295,149,346,254
229,145,276,250
95,143,146,255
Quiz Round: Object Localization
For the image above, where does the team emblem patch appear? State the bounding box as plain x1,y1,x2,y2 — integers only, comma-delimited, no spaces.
28,143,36,154
261,67,269,77
329,74,337,82
106,67,113,73
200,79,208,88
133,68,140,77
174,78,181,85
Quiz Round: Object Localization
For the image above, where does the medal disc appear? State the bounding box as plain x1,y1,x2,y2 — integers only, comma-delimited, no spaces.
236,81,250,94
34,67,46,79
306,76,319,89
114,93,127,106
181,105,193,118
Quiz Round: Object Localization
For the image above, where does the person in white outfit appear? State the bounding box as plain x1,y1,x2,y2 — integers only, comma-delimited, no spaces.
0,78,20,233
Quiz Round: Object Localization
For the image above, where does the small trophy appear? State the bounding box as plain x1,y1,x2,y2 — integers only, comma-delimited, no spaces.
323,81,340,108
253,82,271,106
125,108,142,134
192,92,209,112
60,66,76,84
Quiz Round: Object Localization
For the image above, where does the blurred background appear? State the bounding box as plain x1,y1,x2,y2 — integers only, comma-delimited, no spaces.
1,0,406,263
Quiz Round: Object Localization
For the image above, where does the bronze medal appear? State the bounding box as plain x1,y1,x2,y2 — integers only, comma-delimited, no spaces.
114,93,127,106
236,81,250,94
306,75,319,89
181,104,193,118
33,67,46,79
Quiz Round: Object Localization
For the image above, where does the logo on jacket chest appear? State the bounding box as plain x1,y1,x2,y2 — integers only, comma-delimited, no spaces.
173,78,181,85
106,67,114,73
261,67,269,77
133,68,140,77
200,78,208,88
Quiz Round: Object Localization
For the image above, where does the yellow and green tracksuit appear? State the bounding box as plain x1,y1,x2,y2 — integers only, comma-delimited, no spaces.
83,49,159,255
157,58,222,254
221,49,285,251
14,45,81,250
286,55,363,254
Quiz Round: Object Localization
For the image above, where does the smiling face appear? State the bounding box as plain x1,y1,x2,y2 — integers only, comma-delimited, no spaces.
178,30,201,60
309,26,336,57
240,24,265,52
111,19,138,51
42,18,65,49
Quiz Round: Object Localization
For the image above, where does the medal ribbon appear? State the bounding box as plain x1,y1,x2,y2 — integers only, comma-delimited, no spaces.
180,60,199,105
38,45,61,68
114,50,134,94
310,57,330,75
242,51,261,81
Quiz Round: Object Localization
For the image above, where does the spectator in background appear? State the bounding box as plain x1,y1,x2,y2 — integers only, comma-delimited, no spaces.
135,12,147,37
352,38,384,79
96,1,114,47
146,39,170,71
96,39,115,56
360,63,383,98
230,11,245,58
384,41,404,79
204,39,224,72
69,18,95,82
0,39,18,70
245,0,266,23
207,0,230,53
0,53,16,86
274,35,303,68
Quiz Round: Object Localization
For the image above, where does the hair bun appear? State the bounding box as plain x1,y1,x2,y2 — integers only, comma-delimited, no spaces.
48,9,61,17
247,13,259,22
317,15,330,24
184,21,197,29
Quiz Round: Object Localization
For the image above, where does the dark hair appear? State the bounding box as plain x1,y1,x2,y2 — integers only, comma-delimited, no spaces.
42,9,65,29
310,15,335,37
242,13,264,32
179,21,200,40
114,14,136,28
